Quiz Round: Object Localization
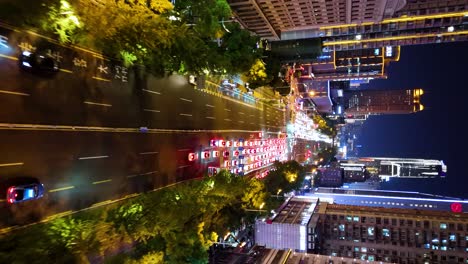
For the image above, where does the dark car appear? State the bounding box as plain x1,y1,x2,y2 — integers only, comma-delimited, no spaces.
19,51,59,74
7,183,45,204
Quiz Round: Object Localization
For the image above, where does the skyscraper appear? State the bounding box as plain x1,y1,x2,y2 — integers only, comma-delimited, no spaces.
344,88,424,116
316,202,468,263
227,0,408,40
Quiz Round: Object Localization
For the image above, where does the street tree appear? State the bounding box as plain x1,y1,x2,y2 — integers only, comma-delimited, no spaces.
264,161,306,194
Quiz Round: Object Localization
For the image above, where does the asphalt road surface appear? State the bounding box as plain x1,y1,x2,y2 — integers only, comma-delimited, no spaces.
0,25,287,229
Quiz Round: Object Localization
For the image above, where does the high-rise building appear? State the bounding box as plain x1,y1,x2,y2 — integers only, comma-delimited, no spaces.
299,45,400,82
310,187,468,213
315,202,468,263
340,157,447,179
343,88,424,116
227,0,407,40
228,1,467,50
255,196,468,263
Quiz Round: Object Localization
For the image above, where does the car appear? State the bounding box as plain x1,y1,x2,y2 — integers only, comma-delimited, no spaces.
19,51,59,74
7,183,45,204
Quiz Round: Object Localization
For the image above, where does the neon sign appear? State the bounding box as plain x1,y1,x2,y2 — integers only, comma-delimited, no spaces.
0,35,8,48
451,202,462,213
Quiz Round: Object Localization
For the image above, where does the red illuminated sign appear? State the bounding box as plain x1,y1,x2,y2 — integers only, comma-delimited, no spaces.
451,202,463,213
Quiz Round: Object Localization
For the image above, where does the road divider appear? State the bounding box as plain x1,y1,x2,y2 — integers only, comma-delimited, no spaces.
0,123,264,134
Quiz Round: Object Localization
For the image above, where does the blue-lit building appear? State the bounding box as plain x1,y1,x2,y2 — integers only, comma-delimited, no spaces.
308,188,468,213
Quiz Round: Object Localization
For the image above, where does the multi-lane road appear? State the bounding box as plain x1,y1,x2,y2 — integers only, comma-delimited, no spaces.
0,25,287,228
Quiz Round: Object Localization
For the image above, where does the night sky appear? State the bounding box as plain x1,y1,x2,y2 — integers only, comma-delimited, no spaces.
356,41,468,199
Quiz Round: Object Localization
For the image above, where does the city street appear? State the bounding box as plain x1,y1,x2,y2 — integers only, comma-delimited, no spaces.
0,25,287,229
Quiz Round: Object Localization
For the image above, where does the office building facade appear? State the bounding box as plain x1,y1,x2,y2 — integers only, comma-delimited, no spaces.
343,88,424,115
316,202,468,263
227,0,407,40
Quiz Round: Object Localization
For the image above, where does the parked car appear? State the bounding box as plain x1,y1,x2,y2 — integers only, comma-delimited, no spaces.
7,183,45,204
19,51,59,74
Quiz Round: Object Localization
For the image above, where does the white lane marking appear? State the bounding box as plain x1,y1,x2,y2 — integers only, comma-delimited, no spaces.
78,155,108,160
177,149,190,152
179,113,192,117
139,151,158,155
177,165,191,169
206,104,214,108
0,90,29,96
250,123,254,125
238,112,245,115
0,162,23,167
179,97,192,102
225,108,231,111
249,114,254,117
206,116,215,119
239,121,245,123
143,109,160,113
142,89,161,95
92,179,112,185
127,170,158,178
49,186,75,193
224,118,231,122
84,101,112,107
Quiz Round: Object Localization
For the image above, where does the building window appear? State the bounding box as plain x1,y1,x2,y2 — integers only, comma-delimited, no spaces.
383,229,390,237
440,223,447,229
339,224,345,231
353,216,360,222
368,227,375,236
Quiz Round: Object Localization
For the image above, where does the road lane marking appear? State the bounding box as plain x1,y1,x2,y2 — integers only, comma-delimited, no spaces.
0,90,29,96
0,123,262,134
143,109,160,113
91,76,110,82
179,97,192,102
127,171,158,178
206,116,215,119
59,68,73,74
177,165,191,169
78,155,108,160
179,113,192,117
250,114,254,117
239,121,245,123
49,186,75,193
225,108,231,111
238,112,245,115
177,149,190,152
224,119,231,122
139,151,158,155
250,122,254,125
139,170,158,176
205,104,214,108
84,101,112,107
92,179,112,185
0,162,23,167
0,54,18,60
142,89,161,95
